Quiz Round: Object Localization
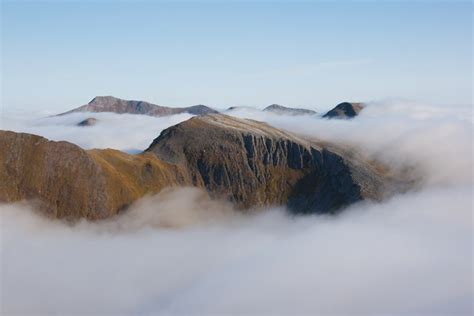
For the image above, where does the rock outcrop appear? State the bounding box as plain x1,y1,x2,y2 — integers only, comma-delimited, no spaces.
77,117,98,126
263,104,317,116
0,114,409,220
146,115,398,213
323,102,365,119
58,96,218,117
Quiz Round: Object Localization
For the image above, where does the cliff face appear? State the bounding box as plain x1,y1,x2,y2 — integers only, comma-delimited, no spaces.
146,115,390,212
1,114,405,220
58,96,218,117
323,102,365,119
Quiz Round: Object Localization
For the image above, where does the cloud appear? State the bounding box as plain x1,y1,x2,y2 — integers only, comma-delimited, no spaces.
1,185,471,315
1,100,473,315
98,187,239,231
227,100,473,187
1,111,194,152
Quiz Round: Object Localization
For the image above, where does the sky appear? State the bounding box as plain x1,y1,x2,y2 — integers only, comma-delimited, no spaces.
1,0,472,113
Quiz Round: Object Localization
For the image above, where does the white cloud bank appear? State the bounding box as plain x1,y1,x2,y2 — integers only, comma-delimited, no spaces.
1,100,473,315
0,111,193,152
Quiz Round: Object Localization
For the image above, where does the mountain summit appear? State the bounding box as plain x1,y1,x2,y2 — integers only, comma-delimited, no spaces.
263,104,317,116
323,102,365,119
58,96,218,117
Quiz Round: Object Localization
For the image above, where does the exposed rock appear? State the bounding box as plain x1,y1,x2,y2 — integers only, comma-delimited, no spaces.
77,117,98,127
58,96,218,117
322,102,365,119
0,114,411,220
146,114,404,213
263,104,317,116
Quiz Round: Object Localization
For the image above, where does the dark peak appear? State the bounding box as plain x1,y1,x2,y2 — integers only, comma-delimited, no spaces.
77,117,98,127
185,104,219,115
335,102,364,110
264,104,285,110
187,104,209,110
322,102,365,119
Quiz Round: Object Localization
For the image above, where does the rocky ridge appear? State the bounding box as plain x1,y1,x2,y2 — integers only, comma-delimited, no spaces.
58,96,218,117
263,104,317,116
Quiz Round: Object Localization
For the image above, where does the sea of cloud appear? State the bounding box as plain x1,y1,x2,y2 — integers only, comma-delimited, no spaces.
0,110,194,153
1,100,472,315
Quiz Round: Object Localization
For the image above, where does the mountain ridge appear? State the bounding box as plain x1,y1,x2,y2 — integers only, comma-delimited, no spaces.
58,96,219,117
263,104,317,116
0,114,410,219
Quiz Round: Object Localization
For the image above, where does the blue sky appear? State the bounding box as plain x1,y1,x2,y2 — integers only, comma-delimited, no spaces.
1,0,472,112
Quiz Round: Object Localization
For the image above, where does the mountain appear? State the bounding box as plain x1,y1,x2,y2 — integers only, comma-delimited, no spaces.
322,102,365,119
77,117,98,126
0,114,411,220
145,114,403,213
0,130,190,220
58,96,218,117
263,104,317,116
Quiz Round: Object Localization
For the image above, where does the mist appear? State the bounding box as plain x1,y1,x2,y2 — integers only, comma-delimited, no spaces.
0,110,194,152
1,100,473,315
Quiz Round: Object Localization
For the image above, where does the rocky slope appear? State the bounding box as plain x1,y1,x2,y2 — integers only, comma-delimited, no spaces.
58,96,218,117
323,102,365,119
263,104,317,116
146,115,402,213
0,114,409,220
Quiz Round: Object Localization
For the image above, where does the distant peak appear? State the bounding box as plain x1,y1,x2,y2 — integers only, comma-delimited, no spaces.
263,104,316,115
322,102,365,119
88,96,121,104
